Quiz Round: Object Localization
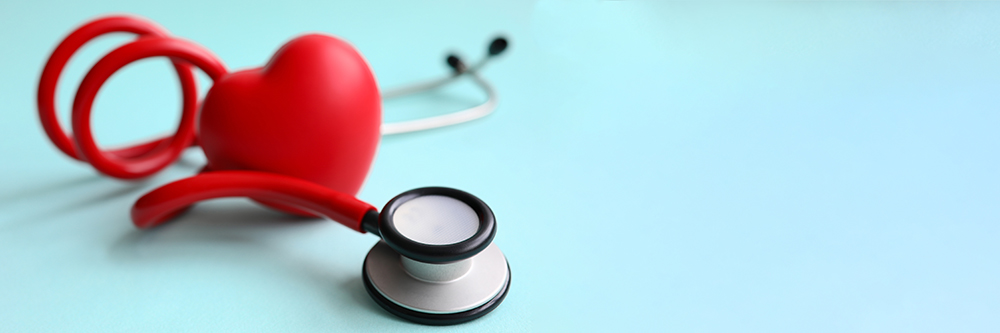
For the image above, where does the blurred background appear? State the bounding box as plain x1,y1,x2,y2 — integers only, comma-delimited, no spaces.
1,1,999,331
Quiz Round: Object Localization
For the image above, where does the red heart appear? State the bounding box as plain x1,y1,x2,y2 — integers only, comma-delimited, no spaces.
198,34,381,214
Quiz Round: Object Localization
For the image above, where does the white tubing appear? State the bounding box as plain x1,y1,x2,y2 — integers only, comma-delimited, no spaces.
380,60,498,135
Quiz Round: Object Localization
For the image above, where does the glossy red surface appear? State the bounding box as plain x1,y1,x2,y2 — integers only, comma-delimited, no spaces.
36,15,204,178
198,34,381,215
132,171,376,232
37,15,381,231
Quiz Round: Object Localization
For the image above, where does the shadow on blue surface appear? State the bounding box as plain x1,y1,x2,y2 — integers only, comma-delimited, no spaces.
0,174,150,230
105,201,406,324
0,173,102,208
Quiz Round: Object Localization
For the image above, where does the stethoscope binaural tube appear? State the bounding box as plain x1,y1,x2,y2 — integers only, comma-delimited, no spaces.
379,37,508,135
132,171,511,325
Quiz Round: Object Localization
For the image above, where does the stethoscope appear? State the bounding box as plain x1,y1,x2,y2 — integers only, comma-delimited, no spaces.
37,15,510,325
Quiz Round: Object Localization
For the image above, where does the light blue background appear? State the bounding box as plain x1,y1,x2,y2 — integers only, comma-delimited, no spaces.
1,1,999,331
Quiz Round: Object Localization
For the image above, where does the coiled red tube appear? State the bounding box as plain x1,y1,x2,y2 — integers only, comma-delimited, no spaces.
38,16,374,232
37,15,227,179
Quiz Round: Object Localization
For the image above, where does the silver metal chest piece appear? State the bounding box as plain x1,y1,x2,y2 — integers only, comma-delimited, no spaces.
361,187,510,325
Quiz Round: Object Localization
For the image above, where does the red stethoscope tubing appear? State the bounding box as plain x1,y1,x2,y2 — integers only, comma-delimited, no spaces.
132,171,375,232
37,15,227,179
38,15,373,233
75,37,227,179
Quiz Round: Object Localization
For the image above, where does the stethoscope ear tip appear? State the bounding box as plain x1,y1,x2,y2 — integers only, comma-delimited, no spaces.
488,37,508,56
446,54,466,73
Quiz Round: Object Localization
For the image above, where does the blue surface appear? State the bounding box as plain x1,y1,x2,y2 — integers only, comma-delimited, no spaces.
2,1,999,331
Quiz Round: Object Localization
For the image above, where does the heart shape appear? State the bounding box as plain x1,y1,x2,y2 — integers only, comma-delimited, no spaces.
198,34,381,214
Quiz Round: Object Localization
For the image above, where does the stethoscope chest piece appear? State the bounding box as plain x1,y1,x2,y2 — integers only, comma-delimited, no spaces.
362,187,510,325
362,242,510,325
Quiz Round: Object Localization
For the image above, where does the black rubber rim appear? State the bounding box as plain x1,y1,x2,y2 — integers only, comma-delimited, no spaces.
361,260,511,326
379,187,496,263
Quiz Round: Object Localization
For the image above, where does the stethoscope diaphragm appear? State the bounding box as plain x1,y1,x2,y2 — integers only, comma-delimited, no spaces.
363,187,511,325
